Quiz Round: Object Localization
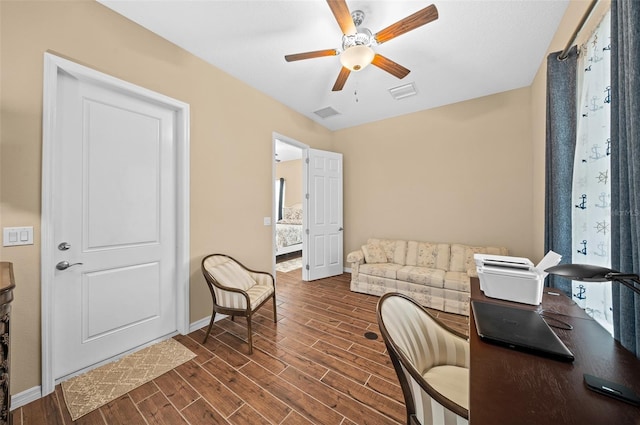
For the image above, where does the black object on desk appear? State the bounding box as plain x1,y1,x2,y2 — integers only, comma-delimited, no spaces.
584,373,640,406
471,300,575,362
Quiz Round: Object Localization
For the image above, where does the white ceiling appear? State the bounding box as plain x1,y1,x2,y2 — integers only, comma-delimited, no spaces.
275,139,303,162
98,0,569,131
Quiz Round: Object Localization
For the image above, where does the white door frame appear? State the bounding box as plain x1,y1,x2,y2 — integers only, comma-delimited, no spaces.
272,132,309,279
40,53,190,396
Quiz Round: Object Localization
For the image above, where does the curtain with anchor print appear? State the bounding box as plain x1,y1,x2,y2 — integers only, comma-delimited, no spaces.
571,10,612,334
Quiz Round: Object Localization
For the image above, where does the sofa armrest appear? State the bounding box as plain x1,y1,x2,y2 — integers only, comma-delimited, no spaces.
347,249,365,265
347,249,364,279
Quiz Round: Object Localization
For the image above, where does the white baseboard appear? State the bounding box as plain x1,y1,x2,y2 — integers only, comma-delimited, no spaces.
189,316,211,333
344,266,352,273
11,385,42,410
189,314,227,334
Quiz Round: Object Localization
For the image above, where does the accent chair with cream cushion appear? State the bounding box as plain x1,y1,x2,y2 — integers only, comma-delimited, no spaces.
377,292,469,425
201,253,277,354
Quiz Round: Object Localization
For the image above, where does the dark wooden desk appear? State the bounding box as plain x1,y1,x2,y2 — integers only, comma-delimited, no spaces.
469,277,640,424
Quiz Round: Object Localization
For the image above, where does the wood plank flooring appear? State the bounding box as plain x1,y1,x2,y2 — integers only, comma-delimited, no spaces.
12,269,469,425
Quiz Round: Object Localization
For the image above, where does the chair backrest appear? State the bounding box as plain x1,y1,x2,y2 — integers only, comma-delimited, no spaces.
378,293,469,425
202,254,256,309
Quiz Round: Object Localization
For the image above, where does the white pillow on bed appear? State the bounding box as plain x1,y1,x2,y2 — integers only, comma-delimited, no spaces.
278,218,302,225
281,206,303,224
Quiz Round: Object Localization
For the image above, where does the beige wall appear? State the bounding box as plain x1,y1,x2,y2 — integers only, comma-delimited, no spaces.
336,88,534,258
0,0,604,397
275,159,303,207
0,0,332,394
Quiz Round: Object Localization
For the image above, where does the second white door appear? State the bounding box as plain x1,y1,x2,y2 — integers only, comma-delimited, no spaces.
305,148,344,280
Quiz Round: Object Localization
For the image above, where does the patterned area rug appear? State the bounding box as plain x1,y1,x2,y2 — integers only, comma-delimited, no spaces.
61,338,196,420
276,257,302,273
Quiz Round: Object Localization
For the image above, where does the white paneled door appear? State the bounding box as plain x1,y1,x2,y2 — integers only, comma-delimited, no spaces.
50,65,179,381
305,149,343,280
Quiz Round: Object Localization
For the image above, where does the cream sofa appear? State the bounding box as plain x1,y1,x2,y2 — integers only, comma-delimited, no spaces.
347,238,508,316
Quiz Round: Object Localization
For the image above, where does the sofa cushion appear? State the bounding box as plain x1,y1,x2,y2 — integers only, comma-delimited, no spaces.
405,241,419,266
418,242,450,269
449,244,469,272
397,266,445,288
463,245,509,277
444,271,471,292
405,241,450,269
368,238,407,265
362,242,388,264
360,263,404,279
449,244,508,274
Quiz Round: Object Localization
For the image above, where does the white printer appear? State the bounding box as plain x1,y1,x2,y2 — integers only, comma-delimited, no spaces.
474,251,562,305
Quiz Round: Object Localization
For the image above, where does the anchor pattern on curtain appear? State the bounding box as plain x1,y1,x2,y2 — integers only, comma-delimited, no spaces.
572,10,612,333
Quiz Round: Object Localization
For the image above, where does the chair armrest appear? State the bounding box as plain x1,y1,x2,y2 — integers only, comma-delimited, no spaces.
347,249,365,265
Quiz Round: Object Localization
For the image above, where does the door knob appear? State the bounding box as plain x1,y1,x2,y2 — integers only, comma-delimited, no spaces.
56,261,83,270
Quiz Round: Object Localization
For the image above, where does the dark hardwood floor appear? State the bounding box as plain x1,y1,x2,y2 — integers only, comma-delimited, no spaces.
12,269,469,425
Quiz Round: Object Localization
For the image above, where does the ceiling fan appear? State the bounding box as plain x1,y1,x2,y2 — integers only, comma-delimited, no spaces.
284,0,439,92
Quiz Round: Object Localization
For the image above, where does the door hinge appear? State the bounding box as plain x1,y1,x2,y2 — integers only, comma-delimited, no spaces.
305,157,309,164
305,228,309,235
305,264,310,270
305,193,309,199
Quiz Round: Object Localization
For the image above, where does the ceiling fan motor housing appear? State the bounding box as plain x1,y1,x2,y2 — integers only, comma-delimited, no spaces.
342,28,373,51
351,9,365,27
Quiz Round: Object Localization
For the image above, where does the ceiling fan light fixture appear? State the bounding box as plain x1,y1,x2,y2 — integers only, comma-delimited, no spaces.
340,45,375,72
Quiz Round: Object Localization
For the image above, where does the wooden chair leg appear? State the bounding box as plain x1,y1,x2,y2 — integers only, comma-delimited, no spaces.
247,314,253,355
272,294,277,323
202,311,216,344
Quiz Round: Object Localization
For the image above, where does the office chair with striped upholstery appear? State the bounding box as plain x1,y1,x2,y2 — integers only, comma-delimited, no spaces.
377,292,469,425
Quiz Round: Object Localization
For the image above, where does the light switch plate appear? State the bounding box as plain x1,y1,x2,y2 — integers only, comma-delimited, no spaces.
3,226,34,246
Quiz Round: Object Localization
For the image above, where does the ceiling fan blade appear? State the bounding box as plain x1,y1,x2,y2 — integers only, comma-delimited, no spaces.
327,0,356,35
372,54,410,79
374,4,438,45
285,49,338,62
332,67,351,91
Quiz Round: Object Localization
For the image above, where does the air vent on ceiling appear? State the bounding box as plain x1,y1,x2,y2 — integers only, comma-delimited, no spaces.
314,106,341,119
389,82,418,100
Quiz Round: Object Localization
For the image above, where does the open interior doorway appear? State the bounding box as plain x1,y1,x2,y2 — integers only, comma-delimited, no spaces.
273,135,306,274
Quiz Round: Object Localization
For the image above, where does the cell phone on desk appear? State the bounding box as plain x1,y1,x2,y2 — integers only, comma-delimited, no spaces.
584,373,640,406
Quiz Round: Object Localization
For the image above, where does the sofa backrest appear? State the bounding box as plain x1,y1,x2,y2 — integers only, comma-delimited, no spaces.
405,241,451,270
365,238,508,275
449,243,509,276
367,238,407,264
